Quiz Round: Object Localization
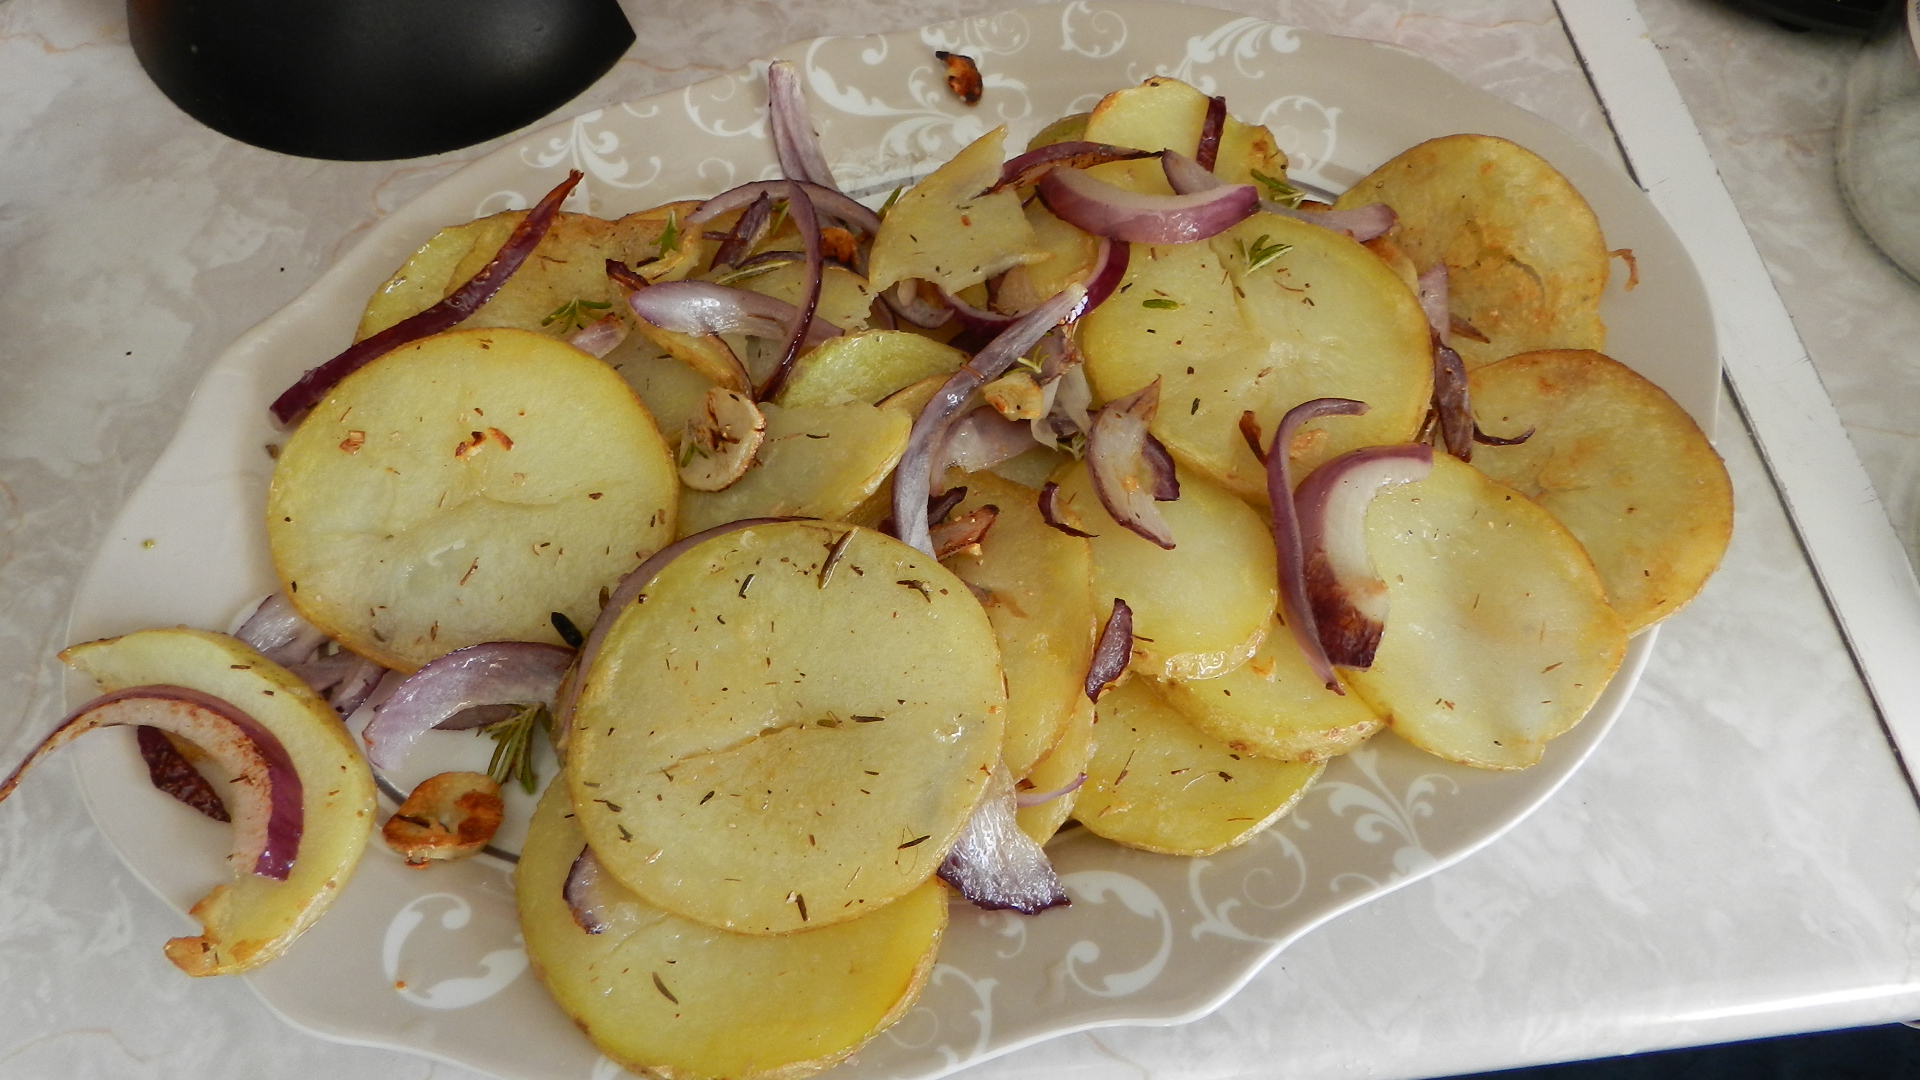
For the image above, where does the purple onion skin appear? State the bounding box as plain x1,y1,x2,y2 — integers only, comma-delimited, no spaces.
1038,482,1096,538
689,180,879,235
2,685,303,880
564,845,615,934
363,642,574,771
1266,398,1369,693
709,192,773,268
1293,444,1434,671
270,171,582,425
137,726,230,822
1085,380,1177,549
1195,96,1226,172
992,141,1156,193
768,61,836,189
1085,598,1134,701
1432,342,1474,461
1038,167,1257,246
756,181,824,402
936,763,1069,914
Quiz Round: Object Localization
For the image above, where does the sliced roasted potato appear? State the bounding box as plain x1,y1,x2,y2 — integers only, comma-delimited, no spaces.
1049,460,1276,681
1080,211,1431,501
1082,76,1288,188
1073,677,1322,856
569,522,1003,934
1345,455,1627,769
1467,349,1732,634
1016,695,1095,845
519,781,945,1080
945,473,1097,779
775,331,967,408
62,628,376,974
605,334,718,445
867,126,1046,294
1334,134,1609,368
1160,623,1385,762
736,262,874,339
357,203,700,341
993,200,1101,315
268,328,677,671
677,401,911,536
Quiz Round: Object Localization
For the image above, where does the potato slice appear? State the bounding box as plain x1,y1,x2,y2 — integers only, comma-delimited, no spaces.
1345,455,1627,769
945,473,1096,779
1334,135,1609,368
1082,76,1288,188
1079,211,1431,501
1467,350,1733,634
568,522,1003,934
1073,677,1321,856
774,330,966,408
357,203,699,341
519,781,945,1080
737,262,874,338
993,200,1100,315
605,333,717,446
267,328,677,671
1016,695,1095,845
867,126,1046,294
62,628,375,974
676,401,910,536
1049,460,1276,681
1160,623,1385,762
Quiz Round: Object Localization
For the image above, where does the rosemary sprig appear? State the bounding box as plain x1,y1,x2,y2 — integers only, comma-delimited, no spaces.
657,210,681,254
877,185,905,220
484,703,551,795
540,297,612,332
1235,234,1293,273
710,260,786,287
1250,168,1306,209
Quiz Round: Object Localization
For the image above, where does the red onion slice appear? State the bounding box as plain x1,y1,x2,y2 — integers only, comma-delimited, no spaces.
708,192,774,269
1474,422,1534,447
557,518,799,728
1086,379,1179,549
1432,341,1475,461
137,726,230,822
236,593,329,667
883,280,954,329
2,685,303,880
768,60,836,189
1161,151,1395,243
1038,481,1096,538
363,642,574,771
271,171,581,424
689,180,879,236
941,406,1039,479
626,281,841,347
1086,598,1133,701
1039,167,1256,245
566,315,630,359
1195,95,1226,172
1416,263,1450,342
1079,236,1130,311
564,844,620,934
939,287,1015,335
1295,444,1434,670
937,761,1068,914
1016,771,1087,809
991,141,1156,193
286,650,387,717
756,181,825,402
931,505,999,560
894,285,1089,555
1267,398,1370,692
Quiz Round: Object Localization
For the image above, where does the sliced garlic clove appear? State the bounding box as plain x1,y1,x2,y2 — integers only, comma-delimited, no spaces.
678,387,767,491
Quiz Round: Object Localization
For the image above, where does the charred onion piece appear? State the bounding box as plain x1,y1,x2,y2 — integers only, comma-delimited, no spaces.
137,726,230,822
270,171,582,424
2,685,302,879
1295,444,1434,670
1432,342,1474,461
936,50,984,106
688,181,880,235
1473,422,1535,447
1038,481,1096,538
894,285,1088,555
1086,378,1179,549
383,771,504,867
932,505,999,560
1085,598,1133,701
363,642,574,771
991,141,1156,193
936,761,1068,914
1266,398,1370,692
708,192,774,269
756,181,825,402
1039,166,1256,245
1194,95,1226,171
767,61,836,188
564,844,621,934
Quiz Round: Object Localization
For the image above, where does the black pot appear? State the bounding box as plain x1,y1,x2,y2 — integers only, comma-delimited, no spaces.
128,0,636,161
1720,0,1899,34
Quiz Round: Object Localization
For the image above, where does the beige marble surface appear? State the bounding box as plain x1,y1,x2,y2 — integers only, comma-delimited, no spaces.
0,1,1916,1079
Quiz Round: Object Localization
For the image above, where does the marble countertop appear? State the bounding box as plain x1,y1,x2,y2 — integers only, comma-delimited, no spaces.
4,1,1919,1078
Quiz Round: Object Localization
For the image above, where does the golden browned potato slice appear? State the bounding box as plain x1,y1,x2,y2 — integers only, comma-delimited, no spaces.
357,203,699,341
1049,460,1276,681
267,328,677,671
867,126,1047,295
604,334,717,446
1468,350,1733,633
774,331,966,409
1079,211,1431,502
945,473,1097,779
1160,623,1385,763
519,781,945,1080
736,262,874,338
568,522,1003,934
1016,695,1095,845
676,401,910,536
63,628,376,974
994,200,1100,315
1073,677,1321,856
1334,134,1609,368
1082,76,1288,188
1346,455,1627,769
